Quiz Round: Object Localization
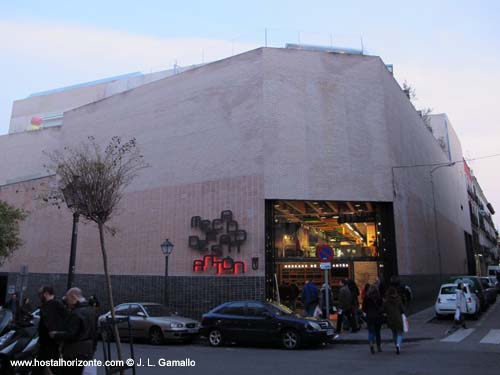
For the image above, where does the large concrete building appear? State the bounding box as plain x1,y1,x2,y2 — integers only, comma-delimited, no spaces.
0,47,477,316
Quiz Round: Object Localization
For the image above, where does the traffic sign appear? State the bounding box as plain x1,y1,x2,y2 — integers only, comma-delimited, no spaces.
320,262,331,270
316,244,334,262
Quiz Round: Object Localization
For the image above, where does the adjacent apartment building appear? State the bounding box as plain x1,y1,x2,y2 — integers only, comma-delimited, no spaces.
0,47,484,316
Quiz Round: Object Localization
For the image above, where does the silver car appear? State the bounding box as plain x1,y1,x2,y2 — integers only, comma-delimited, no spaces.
99,303,200,345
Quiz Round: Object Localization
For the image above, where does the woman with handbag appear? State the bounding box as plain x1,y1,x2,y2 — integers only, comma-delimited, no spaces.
383,286,405,355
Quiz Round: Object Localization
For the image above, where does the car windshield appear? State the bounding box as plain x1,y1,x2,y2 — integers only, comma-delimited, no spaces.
142,305,172,317
266,302,294,316
440,286,457,294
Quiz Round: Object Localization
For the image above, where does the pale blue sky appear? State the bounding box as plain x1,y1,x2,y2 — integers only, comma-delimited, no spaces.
1,1,500,214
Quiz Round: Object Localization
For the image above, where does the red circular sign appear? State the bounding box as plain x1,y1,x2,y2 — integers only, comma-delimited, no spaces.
316,244,334,262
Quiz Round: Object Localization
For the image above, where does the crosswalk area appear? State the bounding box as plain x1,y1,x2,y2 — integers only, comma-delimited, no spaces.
441,328,500,344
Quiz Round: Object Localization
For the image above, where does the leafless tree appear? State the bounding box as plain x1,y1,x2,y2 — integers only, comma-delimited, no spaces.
402,81,433,132
45,136,147,366
419,107,434,133
402,81,416,101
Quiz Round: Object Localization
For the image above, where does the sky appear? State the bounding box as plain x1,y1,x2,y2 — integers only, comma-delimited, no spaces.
1,0,499,224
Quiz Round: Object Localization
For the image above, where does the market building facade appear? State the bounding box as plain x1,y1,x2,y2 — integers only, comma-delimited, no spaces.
0,47,474,316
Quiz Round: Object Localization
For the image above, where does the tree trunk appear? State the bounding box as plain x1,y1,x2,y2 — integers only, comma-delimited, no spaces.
98,222,124,372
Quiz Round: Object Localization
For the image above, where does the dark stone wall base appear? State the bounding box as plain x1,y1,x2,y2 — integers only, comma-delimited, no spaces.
399,274,453,315
1,272,265,319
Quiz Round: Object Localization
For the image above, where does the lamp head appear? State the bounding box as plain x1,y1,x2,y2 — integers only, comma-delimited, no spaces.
161,239,174,256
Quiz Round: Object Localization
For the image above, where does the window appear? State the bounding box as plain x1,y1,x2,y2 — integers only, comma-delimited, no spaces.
219,302,247,316
114,304,130,316
247,302,268,317
266,302,293,316
128,304,144,316
440,286,457,295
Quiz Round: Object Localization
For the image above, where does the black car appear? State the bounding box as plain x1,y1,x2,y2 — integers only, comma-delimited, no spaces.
200,301,335,350
480,277,497,305
448,276,487,311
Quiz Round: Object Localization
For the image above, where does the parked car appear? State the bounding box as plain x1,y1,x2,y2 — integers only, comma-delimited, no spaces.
480,277,498,304
435,283,480,319
487,276,500,294
448,276,487,311
98,303,200,345
487,265,500,278
200,300,335,350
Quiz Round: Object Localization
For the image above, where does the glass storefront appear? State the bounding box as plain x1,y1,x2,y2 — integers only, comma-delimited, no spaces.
265,200,397,308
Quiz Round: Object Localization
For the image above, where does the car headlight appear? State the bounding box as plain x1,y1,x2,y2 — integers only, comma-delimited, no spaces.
0,330,15,346
168,322,184,328
306,322,322,331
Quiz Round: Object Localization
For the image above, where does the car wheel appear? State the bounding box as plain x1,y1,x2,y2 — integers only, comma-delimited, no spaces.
282,329,301,350
435,313,444,320
149,326,164,345
208,329,223,347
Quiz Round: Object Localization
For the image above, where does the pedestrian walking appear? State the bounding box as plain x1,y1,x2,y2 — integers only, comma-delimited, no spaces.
454,282,468,329
33,286,69,375
3,293,20,321
390,275,412,309
383,286,405,354
301,280,319,317
362,285,384,354
20,297,33,322
361,283,370,302
50,287,98,375
289,283,299,311
336,279,356,333
348,279,361,331
375,275,386,298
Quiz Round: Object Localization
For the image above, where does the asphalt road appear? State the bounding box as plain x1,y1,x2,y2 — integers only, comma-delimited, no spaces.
95,300,500,375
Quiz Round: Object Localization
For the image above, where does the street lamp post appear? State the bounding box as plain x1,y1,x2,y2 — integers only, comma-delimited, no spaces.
62,178,80,291
430,162,456,283
160,239,175,307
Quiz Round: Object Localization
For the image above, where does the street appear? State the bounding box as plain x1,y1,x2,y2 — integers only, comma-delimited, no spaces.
95,300,500,375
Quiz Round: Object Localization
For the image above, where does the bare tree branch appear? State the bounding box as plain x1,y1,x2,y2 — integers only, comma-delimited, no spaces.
44,136,148,369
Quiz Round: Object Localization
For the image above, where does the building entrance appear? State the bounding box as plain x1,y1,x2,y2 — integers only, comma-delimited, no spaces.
265,200,397,310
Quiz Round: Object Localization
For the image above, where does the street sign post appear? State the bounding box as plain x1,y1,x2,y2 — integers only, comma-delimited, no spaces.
316,245,334,320
321,263,330,321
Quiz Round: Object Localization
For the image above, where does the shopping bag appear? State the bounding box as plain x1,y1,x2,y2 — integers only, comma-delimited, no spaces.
454,308,460,322
313,305,322,318
402,313,409,333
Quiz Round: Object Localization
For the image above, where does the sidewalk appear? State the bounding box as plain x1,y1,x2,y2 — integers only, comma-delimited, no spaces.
333,305,438,344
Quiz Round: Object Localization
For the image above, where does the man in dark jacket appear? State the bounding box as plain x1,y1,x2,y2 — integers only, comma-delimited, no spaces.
347,279,360,332
33,286,69,375
336,279,357,333
301,280,319,317
50,287,97,375
4,293,20,321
